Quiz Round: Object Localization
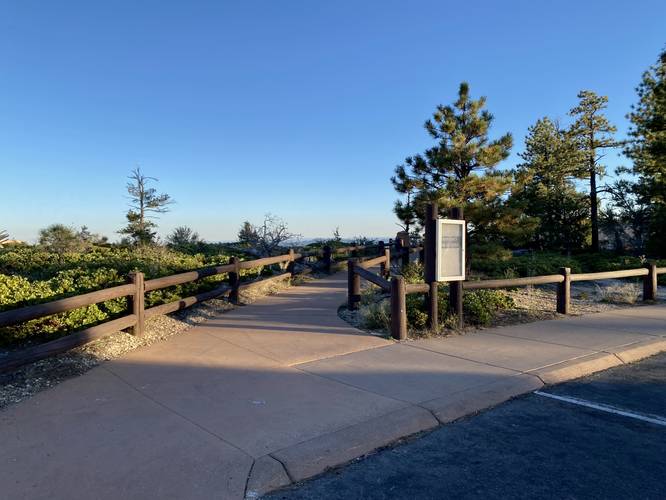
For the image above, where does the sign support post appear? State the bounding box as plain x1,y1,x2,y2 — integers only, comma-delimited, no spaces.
448,207,464,329
424,203,438,332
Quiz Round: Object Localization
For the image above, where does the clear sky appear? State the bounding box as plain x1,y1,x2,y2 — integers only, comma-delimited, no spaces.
1,1,665,243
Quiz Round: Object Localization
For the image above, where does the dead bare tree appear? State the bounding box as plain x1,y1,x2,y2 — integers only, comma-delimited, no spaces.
238,214,300,256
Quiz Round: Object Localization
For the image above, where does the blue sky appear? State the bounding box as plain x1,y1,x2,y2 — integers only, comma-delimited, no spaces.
1,1,665,243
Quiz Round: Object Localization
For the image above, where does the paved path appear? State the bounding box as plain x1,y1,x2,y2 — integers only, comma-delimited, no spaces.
1,273,665,499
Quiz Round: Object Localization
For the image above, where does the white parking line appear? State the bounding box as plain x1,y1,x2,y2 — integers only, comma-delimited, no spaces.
534,391,666,427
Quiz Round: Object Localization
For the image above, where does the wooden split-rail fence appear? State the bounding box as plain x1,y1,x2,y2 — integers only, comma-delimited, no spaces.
0,241,413,373
348,258,666,341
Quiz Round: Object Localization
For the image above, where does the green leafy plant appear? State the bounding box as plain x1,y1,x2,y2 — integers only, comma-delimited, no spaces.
463,290,514,326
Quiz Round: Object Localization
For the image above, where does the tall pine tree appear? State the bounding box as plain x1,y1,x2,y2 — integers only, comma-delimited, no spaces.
511,118,588,253
568,91,619,252
625,48,666,255
391,83,525,244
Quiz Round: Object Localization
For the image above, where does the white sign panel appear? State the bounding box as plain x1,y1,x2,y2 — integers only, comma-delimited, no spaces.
436,219,465,281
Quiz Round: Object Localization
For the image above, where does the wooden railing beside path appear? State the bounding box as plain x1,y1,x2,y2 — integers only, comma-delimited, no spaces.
0,242,399,373
349,261,666,341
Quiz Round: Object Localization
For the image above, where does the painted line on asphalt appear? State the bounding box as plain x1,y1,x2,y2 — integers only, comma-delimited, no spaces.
534,391,666,427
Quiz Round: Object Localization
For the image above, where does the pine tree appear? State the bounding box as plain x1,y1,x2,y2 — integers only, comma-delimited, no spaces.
119,168,173,245
568,91,620,252
511,118,589,253
625,48,666,255
391,82,518,243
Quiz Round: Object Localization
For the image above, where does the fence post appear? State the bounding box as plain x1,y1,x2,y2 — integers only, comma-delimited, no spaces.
643,262,657,301
287,248,295,277
347,259,361,310
229,256,240,304
424,203,439,332
379,241,386,277
128,271,145,336
402,246,409,268
390,276,407,340
323,245,332,274
381,248,391,278
556,267,571,314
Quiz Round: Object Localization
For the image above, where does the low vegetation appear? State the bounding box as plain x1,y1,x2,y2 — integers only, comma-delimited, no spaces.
0,243,273,347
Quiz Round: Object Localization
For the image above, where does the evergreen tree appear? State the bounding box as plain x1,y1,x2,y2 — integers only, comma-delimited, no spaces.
392,176,417,233
511,118,589,253
391,83,523,244
601,176,651,253
625,48,666,255
38,224,85,254
167,226,202,252
237,221,258,247
119,168,173,245
568,90,620,252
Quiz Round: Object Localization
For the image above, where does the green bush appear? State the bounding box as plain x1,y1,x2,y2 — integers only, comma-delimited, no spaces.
463,289,514,326
0,244,286,347
401,262,425,284
401,285,514,332
359,300,391,330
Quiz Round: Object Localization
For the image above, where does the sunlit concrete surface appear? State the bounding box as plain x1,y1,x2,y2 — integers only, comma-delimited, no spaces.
0,272,664,499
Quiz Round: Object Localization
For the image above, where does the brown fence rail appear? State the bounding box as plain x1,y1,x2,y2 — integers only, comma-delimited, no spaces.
0,248,330,373
348,261,665,341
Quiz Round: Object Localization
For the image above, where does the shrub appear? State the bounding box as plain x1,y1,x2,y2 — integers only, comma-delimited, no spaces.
0,244,287,347
595,283,641,304
359,300,391,330
406,293,429,330
463,289,514,326
401,285,514,332
401,262,425,284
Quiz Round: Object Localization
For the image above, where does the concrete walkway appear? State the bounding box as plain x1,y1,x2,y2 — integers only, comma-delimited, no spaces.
1,274,665,499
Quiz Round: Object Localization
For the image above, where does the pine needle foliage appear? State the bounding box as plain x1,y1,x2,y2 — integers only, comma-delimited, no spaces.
391,82,527,244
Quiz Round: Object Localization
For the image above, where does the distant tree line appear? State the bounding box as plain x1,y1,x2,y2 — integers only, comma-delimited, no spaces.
392,46,666,257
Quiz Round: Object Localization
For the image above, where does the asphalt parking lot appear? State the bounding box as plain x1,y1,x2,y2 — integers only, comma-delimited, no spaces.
266,353,666,500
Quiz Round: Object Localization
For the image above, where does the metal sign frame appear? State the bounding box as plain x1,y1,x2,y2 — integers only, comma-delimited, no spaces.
435,218,466,282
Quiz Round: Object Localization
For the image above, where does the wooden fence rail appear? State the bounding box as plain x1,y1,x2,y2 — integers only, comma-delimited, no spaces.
0,245,358,373
348,260,665,341
0,241,397,373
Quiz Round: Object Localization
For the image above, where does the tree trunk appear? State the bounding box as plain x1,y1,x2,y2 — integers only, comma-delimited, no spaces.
590,165,599,252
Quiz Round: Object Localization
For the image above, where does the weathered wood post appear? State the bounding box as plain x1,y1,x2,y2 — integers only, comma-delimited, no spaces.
128,271,145,336
424,203,439,332
643,262,657,301
448,207,464,329
322,245,332,274
229,256,240,304
390,275,407,340
378,241,388,277
287,248,296,277
347,259,361,310
400,233,410,268
556,267,571,314
381,248,391,278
